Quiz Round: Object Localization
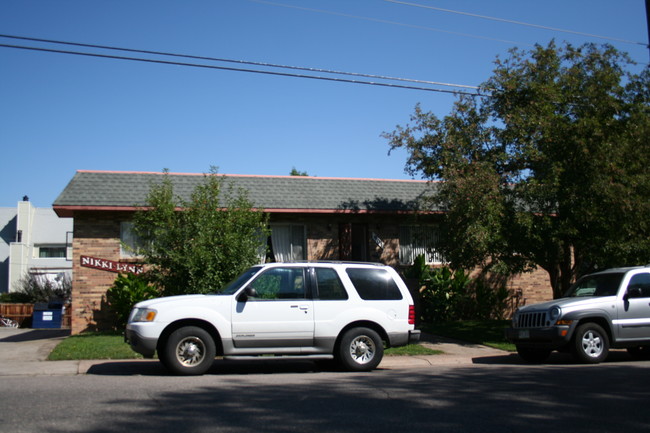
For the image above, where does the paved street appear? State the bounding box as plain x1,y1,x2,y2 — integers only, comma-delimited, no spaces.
2,361,650,433
2,327,649,432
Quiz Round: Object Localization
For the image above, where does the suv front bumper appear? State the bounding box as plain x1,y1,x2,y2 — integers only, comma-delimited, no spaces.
124,328,157,358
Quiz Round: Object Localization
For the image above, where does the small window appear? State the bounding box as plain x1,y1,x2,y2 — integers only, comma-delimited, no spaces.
346,268,402,300
269,224,306,261
120,222,144,258
248,267,307,300
315,268,348,300
399,225,442,265
38,246,67,258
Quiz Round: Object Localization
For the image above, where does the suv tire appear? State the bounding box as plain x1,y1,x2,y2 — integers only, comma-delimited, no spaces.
338,327,383,371
572,323,609,364
162,326,216,376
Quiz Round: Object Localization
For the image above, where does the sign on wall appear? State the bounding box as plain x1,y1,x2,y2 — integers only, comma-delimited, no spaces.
80,256,144,274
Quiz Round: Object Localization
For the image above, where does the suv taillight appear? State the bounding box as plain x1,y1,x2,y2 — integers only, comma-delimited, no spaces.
408,305,416,325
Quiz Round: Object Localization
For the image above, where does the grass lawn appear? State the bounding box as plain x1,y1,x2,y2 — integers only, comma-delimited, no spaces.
424,320,516,352
48,321,513,360
48,332,143,361
48,332,442,360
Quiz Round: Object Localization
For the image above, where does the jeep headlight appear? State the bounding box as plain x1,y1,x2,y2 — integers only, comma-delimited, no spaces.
512,311,520,327
130,308,157,323
548,306,561,324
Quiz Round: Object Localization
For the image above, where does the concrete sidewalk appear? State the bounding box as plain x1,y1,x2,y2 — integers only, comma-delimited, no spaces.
0,327,515,377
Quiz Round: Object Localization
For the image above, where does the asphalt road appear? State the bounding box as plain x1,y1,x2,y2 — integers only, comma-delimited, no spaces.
2,361,650,433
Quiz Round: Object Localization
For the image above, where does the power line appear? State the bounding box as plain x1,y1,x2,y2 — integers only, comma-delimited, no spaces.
248,0,529,47
385,0,649,48
0,42,483,96
0,34,478,91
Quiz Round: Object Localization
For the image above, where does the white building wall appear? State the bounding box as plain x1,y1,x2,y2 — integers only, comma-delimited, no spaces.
2,200,72,293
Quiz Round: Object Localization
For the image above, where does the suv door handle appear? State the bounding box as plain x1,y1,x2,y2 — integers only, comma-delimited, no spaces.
290,305,310,311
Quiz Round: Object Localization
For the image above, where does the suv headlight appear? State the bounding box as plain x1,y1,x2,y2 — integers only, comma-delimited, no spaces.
130,308,157,323
548,306,561,324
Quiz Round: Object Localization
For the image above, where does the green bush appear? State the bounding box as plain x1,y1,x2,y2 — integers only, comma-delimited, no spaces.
0,291,32,303
418,265,510,323
106,273,160,329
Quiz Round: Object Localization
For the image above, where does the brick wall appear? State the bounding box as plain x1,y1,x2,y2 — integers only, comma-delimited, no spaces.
69,213,555,332
71,212,124,334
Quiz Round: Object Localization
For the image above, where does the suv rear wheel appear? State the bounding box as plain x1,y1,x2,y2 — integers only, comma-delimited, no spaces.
338,327,383,371
572,323,609,364
161,326,216,375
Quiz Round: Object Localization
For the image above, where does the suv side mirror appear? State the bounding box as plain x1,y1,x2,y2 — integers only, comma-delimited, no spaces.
238,287,258,302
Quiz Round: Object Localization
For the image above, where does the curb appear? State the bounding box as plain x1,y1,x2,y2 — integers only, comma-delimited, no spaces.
0,354,483,377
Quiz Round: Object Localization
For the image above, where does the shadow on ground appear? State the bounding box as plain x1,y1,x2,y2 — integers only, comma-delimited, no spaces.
0,329,70,343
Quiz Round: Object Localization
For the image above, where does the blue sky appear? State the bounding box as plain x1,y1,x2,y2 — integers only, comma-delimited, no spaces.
1,0,648,207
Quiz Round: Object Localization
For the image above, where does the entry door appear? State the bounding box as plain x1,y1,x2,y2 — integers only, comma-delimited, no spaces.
617,272,650,341
351,224,368,261
232,267,314,348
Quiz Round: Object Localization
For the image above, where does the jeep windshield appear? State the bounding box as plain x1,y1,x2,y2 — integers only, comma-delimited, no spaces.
216,267,262,295
564,272,625,298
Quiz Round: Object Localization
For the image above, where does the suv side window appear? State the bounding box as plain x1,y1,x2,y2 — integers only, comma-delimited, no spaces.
248,267,308,300
346,268,403,300
627,273,650,298
314,267,348,300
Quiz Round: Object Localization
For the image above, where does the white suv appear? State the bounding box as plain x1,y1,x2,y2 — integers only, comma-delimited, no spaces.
126,262,420,375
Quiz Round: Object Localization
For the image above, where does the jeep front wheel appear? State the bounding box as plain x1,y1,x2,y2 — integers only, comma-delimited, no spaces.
572,323,609,364
161,326,216,375
338,327,384,372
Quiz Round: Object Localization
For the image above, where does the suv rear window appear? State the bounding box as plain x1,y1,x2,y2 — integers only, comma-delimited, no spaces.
346,268,403,300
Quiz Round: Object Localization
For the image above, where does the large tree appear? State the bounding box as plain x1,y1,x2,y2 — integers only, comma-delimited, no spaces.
384,42,650,298
132,168,269,296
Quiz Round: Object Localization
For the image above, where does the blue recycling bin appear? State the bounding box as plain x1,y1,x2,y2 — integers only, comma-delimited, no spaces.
32,302,63,329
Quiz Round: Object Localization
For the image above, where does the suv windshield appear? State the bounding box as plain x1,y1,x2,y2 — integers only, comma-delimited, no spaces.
564,273,625,298
217,267,261,295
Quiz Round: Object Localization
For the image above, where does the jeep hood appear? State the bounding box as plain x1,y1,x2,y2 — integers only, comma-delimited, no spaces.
518,296,615,313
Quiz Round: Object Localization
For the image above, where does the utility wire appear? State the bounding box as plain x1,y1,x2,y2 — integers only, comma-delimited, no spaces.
248,0,528,46
0,34,478,90
385,0,649,48
0,42,483,96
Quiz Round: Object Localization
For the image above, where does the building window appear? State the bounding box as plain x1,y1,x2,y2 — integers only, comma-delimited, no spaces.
399,225,442,265
270,224,306,261
37,246,67,258
120,222,144,258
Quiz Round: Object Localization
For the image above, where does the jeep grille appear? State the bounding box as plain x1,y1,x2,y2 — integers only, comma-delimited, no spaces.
516,311,547,328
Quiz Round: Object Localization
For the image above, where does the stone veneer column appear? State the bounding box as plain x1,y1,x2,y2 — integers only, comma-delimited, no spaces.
71,213,123,334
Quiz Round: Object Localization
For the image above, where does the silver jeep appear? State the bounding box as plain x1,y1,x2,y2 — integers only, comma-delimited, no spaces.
506,266,650,363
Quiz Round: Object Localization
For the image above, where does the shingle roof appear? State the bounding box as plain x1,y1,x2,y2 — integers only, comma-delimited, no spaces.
53,171,438,216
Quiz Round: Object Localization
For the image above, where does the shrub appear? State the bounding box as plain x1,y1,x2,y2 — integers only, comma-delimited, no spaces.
12,272,71,303
418,266,511,323
106,273,160,329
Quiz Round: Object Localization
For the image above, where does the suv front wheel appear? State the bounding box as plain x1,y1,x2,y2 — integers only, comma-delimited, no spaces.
572,323,609,364
161,326,216,375
338,327,384,371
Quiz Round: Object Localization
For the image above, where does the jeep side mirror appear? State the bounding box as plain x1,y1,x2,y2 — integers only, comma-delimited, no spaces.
625,286,643,300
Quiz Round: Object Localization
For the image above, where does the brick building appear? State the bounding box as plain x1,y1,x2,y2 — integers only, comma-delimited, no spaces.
54,170,551,334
